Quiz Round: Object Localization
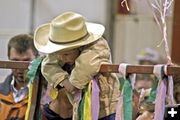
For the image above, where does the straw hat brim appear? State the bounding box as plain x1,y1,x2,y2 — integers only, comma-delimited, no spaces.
34,22,105,54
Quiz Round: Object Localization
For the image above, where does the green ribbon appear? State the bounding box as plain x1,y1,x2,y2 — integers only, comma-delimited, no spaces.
147,77,158,102
119,77,125,91
27,57,43,83
123,79,133,120
26,56,43,120
120,74,158,120
78,92,85,120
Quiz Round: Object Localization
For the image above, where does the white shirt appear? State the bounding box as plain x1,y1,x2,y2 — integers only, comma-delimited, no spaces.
11,77,29,103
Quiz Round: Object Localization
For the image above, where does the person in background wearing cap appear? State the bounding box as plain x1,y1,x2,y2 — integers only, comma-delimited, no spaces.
135,48,164,104
135,48,163,90
34,12,120,120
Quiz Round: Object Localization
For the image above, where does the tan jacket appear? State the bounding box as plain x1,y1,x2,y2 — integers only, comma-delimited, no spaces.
41,38,120,118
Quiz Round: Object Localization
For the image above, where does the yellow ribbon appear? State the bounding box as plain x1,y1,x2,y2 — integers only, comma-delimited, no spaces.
83,80,92,120
49,88,58,100
25,82,33,120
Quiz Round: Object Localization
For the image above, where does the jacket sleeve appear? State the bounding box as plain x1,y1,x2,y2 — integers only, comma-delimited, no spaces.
41,53,69,88
69,38,111,89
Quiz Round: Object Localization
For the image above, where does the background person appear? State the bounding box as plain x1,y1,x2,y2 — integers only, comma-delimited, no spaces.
136,100,155,120
135,47,163,90
0,34,39,119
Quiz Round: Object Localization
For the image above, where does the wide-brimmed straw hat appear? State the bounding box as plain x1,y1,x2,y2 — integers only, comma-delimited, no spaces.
34,12,105,54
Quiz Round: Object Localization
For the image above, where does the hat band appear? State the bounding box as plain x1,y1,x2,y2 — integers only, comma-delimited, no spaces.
49,33,90,44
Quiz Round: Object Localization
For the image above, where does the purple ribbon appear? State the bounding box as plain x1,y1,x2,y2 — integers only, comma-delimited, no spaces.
154,79,167,120
92,78,100,120
153,65,175,120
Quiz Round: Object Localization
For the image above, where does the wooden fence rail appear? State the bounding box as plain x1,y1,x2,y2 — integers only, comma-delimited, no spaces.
1,60,180,75
1,60,180,120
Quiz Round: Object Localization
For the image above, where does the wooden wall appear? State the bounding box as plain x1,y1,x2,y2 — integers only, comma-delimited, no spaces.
171,0,180,64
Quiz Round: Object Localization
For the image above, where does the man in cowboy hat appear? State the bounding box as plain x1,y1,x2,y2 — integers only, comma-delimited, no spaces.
34,11,120,120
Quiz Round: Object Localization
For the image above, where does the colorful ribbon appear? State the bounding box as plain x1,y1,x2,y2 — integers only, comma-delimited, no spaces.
25,57,43,120
92,79,100,120
153,65,175,120
83,80,92,120
75,78,100,120
164,65,175,105
115,63,136,120
147,77,158,103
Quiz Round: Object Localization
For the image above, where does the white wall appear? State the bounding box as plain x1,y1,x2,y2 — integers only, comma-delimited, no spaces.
0,0,32,81
33,0,107,32
0,0,175,80
0,0,108,81
112,0,174,64
0,0,31,34
113,15,173,64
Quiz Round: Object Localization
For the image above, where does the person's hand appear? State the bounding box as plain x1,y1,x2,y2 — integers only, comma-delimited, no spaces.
61,79,78,94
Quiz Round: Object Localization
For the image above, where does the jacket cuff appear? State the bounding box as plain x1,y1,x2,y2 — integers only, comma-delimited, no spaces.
53,74,69,88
